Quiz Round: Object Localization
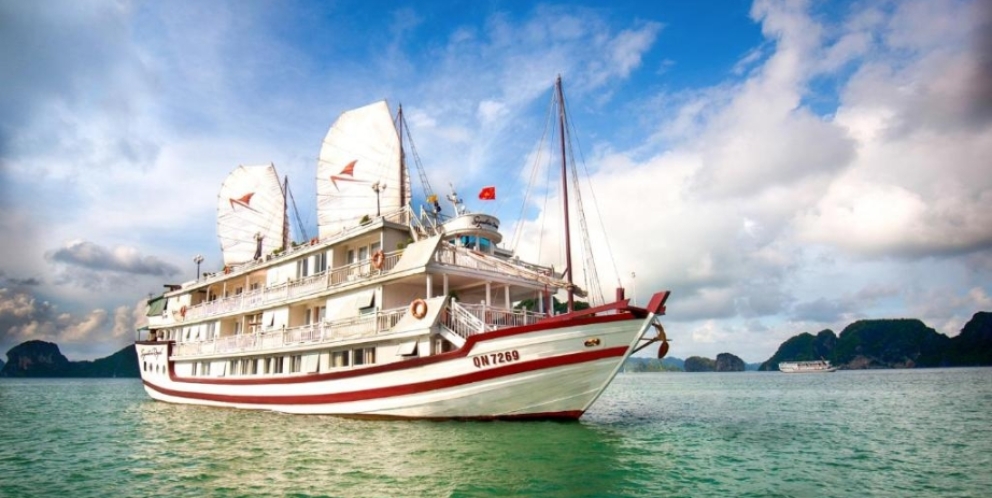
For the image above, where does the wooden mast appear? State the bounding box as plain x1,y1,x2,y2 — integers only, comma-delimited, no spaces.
282,175,290,250
556,76,575,313
397,104,406,215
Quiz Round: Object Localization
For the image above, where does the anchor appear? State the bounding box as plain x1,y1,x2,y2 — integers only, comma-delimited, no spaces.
632,322,671,359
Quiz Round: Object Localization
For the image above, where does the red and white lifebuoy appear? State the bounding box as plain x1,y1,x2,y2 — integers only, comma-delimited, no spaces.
179,305,188,319
410,299,428,319
371,250,386,270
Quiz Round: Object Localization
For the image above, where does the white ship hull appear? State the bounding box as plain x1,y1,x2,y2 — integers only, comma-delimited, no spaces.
137,311,655,419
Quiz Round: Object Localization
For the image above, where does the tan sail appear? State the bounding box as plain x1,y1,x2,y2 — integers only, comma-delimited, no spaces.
316,100,407,239
216,163,285,265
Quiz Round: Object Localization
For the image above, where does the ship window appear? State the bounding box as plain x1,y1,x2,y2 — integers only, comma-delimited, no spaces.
354,347,375,366
397,341,418,357
298,258,309,278
290,355,302,373
273,357,284,374
331,351,349,367
359,246,369,262
245,313,262,334
315,252,327,274
303,354,319,373
347,249,356,264
359,294,376,315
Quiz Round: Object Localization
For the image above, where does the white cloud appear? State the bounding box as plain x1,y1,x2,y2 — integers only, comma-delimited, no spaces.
2,0,990,365
47,239,181,277
0,287,146,359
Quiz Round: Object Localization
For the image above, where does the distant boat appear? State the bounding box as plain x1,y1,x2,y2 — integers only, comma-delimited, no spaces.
778,360,837,373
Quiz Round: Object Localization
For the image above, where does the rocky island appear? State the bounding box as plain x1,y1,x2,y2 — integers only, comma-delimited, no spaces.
682,353,747,372
760,312,992,370
0,340,139,378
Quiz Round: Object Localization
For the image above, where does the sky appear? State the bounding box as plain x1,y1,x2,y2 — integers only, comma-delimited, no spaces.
1,0,991,363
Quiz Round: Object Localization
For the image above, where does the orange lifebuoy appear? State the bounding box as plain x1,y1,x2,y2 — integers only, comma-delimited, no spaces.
410,299,428,319
223,266,231,274
371,250,385,270
180,305,188,318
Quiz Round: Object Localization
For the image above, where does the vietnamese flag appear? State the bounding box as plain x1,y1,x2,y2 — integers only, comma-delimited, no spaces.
478,186,496,200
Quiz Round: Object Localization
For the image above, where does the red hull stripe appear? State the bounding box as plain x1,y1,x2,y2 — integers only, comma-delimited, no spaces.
165,312,638,386
333,410,584,421
144,345,628,406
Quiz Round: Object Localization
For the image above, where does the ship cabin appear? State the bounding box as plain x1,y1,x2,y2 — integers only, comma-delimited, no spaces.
141,209,560,379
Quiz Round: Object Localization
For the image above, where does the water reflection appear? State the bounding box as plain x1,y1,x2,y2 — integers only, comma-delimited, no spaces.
8,371,991,497
130,400,632,497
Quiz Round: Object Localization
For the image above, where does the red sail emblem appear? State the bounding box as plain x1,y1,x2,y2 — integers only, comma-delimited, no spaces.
229,192,255,209
330,160,367,190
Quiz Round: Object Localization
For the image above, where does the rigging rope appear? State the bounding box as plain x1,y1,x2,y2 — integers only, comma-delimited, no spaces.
511,92,557,253
396,108,431,208
562,102,623,298
285,180,308,243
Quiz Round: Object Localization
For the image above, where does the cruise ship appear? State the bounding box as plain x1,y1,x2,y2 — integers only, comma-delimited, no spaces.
135,78,671,419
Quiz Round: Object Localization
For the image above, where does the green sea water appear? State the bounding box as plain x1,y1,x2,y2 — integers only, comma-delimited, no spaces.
2,368,991,497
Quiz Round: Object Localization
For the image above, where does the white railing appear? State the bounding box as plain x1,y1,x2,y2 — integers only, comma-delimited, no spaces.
433,244,554,282
458,302,547,329
444,300,489,339
179,242,557,325
173,298,548,358
173,307,409,357
196,207,413,283
439,300,547,340
181,250,403,322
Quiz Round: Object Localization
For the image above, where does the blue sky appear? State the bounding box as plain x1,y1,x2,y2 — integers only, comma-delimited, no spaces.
1,0,990,362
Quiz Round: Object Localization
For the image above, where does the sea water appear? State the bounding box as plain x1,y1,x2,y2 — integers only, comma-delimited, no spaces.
1,369,990,497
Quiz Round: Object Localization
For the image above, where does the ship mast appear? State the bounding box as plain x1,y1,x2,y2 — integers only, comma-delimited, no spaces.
397,104,407,214
556,75,575,313
282,175,290,250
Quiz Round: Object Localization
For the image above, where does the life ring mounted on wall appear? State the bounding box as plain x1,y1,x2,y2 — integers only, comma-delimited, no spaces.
410,299,428,319
371,250,385,270
179,305,188,319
